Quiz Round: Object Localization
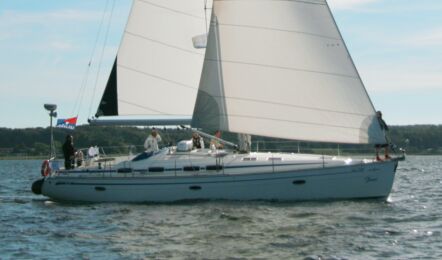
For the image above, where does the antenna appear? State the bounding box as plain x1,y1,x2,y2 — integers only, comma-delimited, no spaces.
44,103,57,159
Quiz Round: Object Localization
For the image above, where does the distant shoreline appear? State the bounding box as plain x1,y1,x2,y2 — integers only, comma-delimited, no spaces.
1,125,441,158
0,153,439,161
0,156,47,160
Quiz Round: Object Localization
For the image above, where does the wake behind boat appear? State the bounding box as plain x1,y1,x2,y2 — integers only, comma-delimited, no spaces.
32,0,403,202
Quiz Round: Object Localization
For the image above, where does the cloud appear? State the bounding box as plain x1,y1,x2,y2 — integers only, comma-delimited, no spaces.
328,0,442,14
0,31,19,41
0,9,101,26
327,0,382,10
0,9,106,45
360,61,442,93
50,41,74,51
401,27,442,47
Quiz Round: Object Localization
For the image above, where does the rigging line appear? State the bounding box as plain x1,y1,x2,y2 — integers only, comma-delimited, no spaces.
218,23,341,41
72,0,111,116
161,127,173,147
88,0,116,117
118,64,199,90
138,0,205,20
204,58,359,79
324,0,378,112
72,59,92,116
124,31,203,56
204,0,208,35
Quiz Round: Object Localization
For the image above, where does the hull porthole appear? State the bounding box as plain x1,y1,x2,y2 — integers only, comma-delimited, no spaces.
292,180,306,185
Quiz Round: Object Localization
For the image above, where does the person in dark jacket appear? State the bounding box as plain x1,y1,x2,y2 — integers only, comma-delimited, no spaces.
62,135,75,169
375,111,391,161
191,132,204,149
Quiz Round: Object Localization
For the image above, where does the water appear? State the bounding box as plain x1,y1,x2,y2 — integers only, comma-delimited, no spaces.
1,156,441,259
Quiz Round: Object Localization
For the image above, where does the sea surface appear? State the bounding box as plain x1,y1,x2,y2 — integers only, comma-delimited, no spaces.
0,156,441,259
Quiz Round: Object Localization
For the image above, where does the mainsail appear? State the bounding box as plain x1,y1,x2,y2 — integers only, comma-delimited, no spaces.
96,0,211,118
192,0,385,144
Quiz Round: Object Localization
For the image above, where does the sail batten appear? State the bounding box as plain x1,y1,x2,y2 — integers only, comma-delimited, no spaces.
193,95,375,118
124,31,205,56
204,58,360,79
118,64,199,90
217,23,341,40
192,0,385,144
138,0,207,20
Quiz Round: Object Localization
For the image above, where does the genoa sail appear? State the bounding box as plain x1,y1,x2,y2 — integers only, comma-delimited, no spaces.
96,0,211,118
192,0,385,144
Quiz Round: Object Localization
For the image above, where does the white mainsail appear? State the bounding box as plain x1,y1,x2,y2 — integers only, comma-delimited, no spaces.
96,0,211,118
192,0,385,144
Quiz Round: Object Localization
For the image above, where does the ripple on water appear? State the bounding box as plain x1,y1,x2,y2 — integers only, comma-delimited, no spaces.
218,212,253,223
1,157,442,259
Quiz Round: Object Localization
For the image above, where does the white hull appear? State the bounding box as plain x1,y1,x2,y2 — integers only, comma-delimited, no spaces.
38,151,399,203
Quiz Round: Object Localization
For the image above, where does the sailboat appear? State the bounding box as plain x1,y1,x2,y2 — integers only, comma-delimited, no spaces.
32,0,402,202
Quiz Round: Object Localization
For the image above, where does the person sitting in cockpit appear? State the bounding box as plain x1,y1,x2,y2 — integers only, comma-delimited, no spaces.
191,132,204,149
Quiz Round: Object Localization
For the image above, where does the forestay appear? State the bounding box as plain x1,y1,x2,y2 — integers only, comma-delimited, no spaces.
192,0,385,144
96,0,212,118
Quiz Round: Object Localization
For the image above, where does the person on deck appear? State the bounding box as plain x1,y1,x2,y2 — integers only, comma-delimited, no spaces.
192,132,205,149
238,133,252,153
210,130,224,150
76,150,84,167
62,135,76,169
375,111,391,161
144,128,162,152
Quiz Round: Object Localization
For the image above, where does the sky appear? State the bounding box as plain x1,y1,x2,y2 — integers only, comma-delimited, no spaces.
0,0,441,128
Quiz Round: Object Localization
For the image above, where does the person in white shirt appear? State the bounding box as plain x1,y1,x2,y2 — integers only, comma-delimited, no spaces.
210,130,223,150
144,128,162,152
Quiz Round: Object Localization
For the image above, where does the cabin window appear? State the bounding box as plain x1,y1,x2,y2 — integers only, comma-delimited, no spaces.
117,168,132,173
183,166,200,171
242,157,257,161
206,165,223,171
149,167,164,172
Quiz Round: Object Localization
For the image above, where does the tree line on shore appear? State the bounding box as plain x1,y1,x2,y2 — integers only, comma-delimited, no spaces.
0,124,441,158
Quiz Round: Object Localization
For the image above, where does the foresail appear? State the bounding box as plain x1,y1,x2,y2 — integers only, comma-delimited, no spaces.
96,0,212,118
97,59,118,116
192,0,385,144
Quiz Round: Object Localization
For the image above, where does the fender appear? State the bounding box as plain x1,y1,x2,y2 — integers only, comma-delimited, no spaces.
41,160,51,177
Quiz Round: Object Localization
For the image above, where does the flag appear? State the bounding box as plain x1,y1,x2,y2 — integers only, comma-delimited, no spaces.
56,117,78,130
